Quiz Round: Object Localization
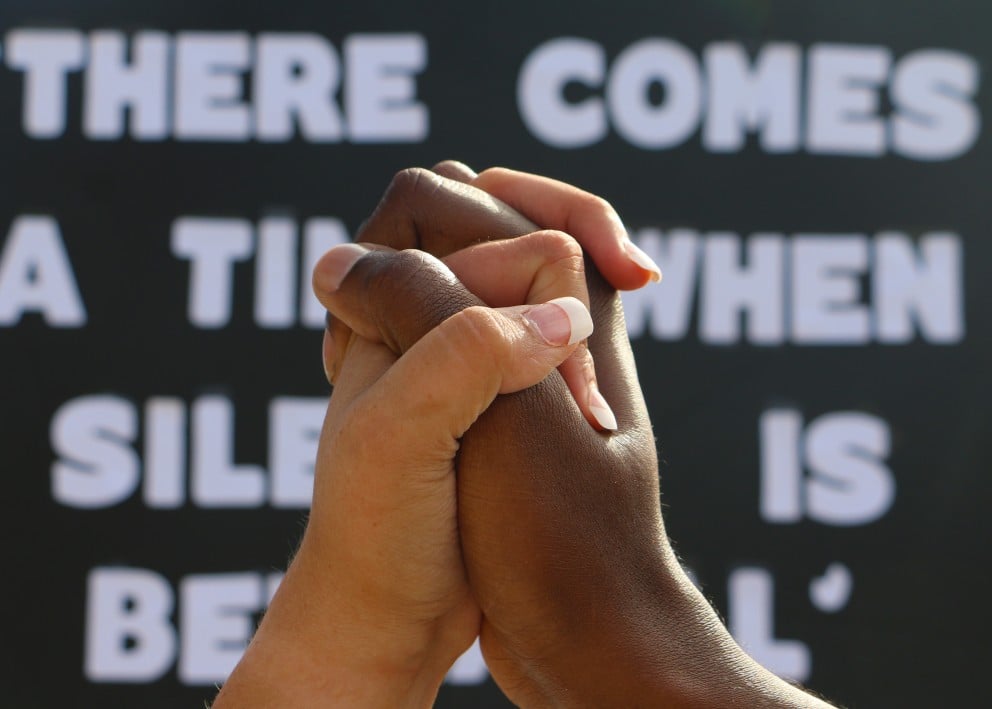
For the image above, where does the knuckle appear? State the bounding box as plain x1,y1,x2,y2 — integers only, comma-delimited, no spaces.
452,305,501,343
360,249,471,351
580,193,615,218
576,345,597,380
475,166,510,186
533,230,586,282
431,158,461,174
429,307,506,391
536,229,583,261
383,166,437,205
445,306,508,364
361,249,430,305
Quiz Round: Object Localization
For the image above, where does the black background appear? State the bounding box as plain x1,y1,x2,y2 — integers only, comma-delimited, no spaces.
2,1,990,706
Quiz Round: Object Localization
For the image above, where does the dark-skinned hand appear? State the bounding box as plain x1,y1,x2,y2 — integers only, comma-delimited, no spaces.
314,164,833,707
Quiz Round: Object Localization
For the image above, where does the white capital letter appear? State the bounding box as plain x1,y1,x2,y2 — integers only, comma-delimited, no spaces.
175,33,250,140
874,232,962,343
85,567,176,682
84,31,170,139
0,215,86,326
6,29,85,138
620,229,699,340
700,233,784,344
759,409,803,523
892,50,980,160
51,396,139,508
792,236,869,344
517,38,606,148
191,397,265,507
254,217,297,328
255,33,343,142
179,573,263,684
171,217,254,328
703,42,800,152
805,412,894,526
143,398,187,508
808,44,891,156
729,568,810,682
345,34,428,142
270,397,325,508
607,39,701,149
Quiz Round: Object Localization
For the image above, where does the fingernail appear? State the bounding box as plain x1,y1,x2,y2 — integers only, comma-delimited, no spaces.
322,329,335,383
624,240,662,283
315,243,369,293
589,386,618,431
525,297,594,346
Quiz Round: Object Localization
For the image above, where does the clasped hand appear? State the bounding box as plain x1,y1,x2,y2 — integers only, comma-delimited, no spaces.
214,163,834,709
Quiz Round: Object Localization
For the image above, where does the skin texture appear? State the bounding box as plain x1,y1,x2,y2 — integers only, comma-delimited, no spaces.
217,164,835,708
326,170,666,704
215,243,594,707
316,164,834,707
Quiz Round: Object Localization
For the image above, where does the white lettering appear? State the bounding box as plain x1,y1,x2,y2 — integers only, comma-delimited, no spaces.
83,31,169,139
519,38,979,159
759,409,803,523
806,412,894,525
760,409,895,526
51,396,138,508
85,568,288,685
6,29,85,138
269,398,324,507
143,398,186,508
85,568,176,682
792,236,869,344
624,230,964,345
191,397,265,508
728,568,810,681
345,34,428,142
172,216,348,329
53,395,328,509
517,38,606,148
0,215,86,326
179,574,263,683
891,50,980,160
255,217,297,328
254,33,343,141
621,229,699,339
607,39,701,149
874,232,963,343
703,43,800,152
700,233,784,344
174,32,251,140
808,44,891,156
171,217,254,328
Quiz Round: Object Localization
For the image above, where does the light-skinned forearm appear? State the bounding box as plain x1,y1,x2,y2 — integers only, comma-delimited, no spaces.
212,540,455,709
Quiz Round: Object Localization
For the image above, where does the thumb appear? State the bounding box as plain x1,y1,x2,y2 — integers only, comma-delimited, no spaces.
372,296,592,443
313,243,593,440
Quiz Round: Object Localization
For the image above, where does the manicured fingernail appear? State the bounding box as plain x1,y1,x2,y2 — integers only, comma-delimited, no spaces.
525,297,594,346
589,386,618,431
624,240,662,283
315,243,369,293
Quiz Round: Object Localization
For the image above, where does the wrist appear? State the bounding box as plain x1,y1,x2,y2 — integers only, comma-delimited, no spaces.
528,555,831,708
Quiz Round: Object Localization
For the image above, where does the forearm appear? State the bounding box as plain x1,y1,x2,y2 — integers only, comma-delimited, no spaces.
534,563,834,708
213,541,452,709
647,570,834,709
